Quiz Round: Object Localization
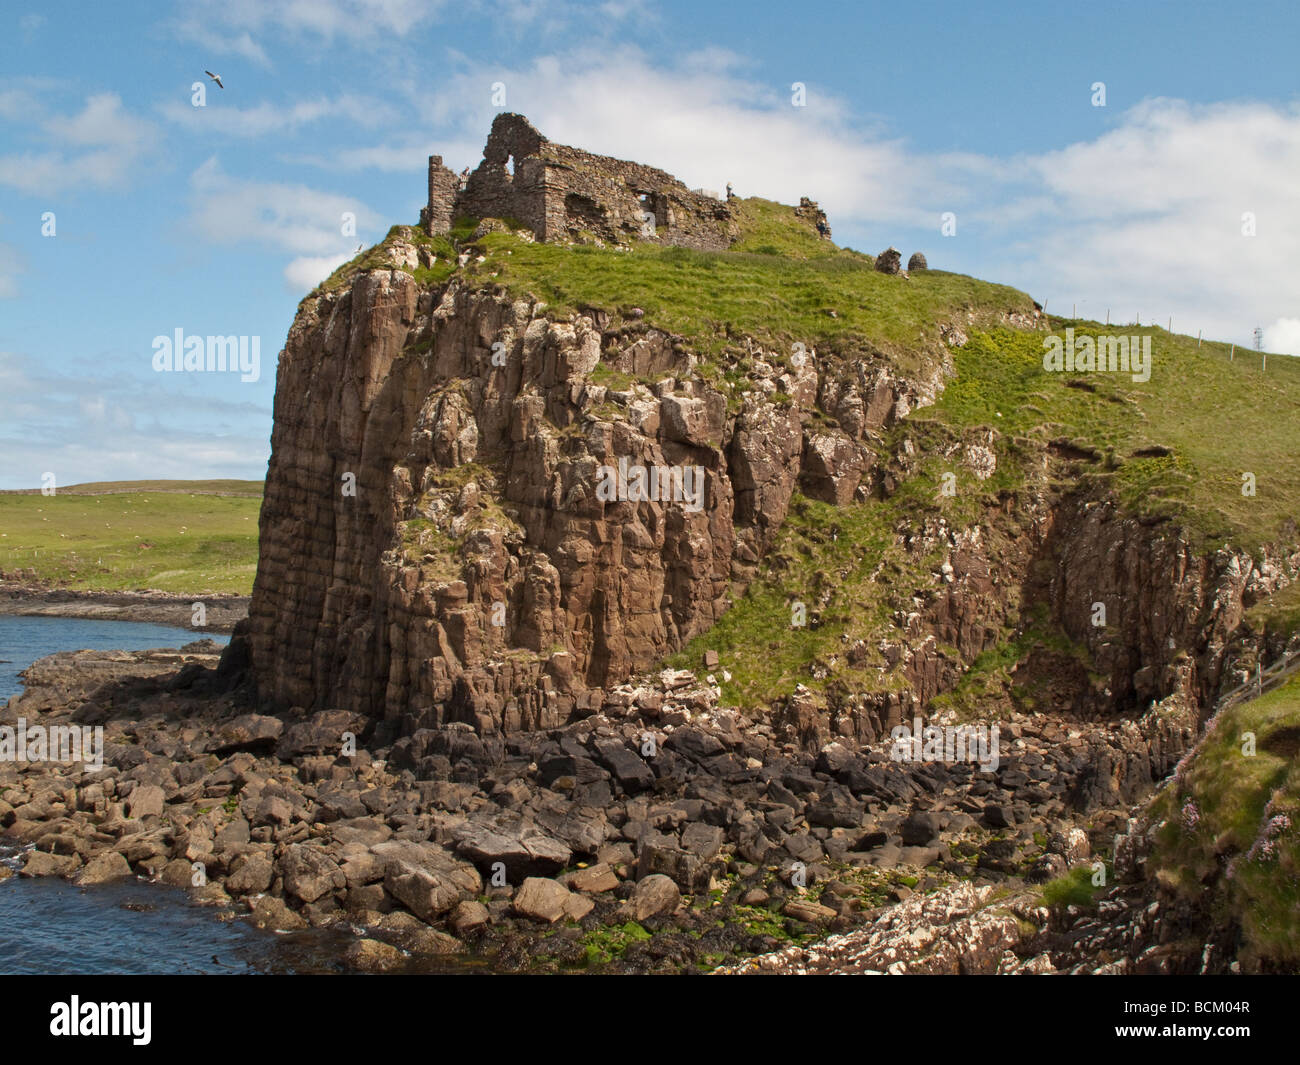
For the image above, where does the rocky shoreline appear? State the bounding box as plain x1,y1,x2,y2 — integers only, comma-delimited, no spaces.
0,583,248,634
0,642,1224,974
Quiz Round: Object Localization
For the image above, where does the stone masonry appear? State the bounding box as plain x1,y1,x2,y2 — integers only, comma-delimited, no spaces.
423,113,736,250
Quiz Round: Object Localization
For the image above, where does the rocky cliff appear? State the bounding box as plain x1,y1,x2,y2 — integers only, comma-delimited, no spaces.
230,134,1300,752
238,237,957,734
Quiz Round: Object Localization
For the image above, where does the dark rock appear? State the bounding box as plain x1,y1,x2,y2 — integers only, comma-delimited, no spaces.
900,810,941,845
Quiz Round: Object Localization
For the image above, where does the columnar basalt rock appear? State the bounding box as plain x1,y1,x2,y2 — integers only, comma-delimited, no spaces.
237,211,953,732
425,113,737,250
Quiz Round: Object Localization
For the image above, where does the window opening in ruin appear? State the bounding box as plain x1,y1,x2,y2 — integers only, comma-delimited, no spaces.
505,154,514,177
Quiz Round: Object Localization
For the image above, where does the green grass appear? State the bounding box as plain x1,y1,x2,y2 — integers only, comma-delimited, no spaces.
456,198,1034,374
1040,864,1105,911
0,479,264,497
1149,675,1300,969
313,224,458,296
925,324,1300,553
0,481,262,594
666,490,911,707
1245,580,1300,641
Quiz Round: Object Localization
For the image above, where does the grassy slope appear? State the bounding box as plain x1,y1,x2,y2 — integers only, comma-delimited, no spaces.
469,199,1035,375
1149,675,1300,968
665,324,1300,709
0,482,262,594
933,325,1300,552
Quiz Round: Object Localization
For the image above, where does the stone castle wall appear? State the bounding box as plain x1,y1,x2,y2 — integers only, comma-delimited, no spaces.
427,113,735,250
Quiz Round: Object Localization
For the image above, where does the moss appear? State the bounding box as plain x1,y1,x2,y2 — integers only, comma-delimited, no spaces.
581,920,652,965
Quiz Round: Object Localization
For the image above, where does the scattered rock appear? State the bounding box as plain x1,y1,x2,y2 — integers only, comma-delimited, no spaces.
632,874,680,921
512,877,574,923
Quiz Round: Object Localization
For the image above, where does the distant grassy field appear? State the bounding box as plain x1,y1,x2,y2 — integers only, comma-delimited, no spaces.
0,481,262,594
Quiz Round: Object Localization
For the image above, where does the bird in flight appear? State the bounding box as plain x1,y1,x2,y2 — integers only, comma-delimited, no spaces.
204,70,224,89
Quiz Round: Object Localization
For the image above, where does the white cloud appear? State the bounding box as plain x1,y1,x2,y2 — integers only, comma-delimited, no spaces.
0,349,271,488
158,93,399,137
167,0,449,63
1263,318,1300,356
287,138,441,173
412,47,928,227
46,92,154,149
187,156,380,256
0,93,156,194
991,99,1300,344
285,251,353,291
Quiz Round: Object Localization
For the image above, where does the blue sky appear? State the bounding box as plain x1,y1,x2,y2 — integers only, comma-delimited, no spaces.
1,0,1297,489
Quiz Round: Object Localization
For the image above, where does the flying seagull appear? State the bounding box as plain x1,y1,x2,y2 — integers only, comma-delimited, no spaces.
204,70,224,89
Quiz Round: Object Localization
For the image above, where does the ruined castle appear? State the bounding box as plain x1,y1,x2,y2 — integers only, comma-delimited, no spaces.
422,112,828,250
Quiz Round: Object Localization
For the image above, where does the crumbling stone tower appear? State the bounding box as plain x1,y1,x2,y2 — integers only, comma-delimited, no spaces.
425,113,737,250
422,155,460,236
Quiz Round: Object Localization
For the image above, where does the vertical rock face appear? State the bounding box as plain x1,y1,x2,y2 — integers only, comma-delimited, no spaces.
243,252,943,735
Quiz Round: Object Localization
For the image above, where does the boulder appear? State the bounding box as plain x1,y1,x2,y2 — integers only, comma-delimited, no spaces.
384,861,464,922
20,851,80,878
343,939,405,972
452,821,571,879
512,877,573,923
874,247,903,274
280,844,345,904
449,900,491,934
562,862,620,894
782,898,837,923
900,810,941,845
211,714,283,755
75,850,132,885
226,855,275,895
125,784,165,820
632,873,680,920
